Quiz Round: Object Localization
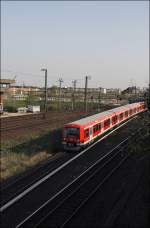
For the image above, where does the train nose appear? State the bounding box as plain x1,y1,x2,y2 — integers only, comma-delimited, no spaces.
67,136,78,143
68,138,74,142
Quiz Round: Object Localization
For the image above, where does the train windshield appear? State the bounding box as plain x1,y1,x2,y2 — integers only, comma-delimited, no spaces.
64,128,80,138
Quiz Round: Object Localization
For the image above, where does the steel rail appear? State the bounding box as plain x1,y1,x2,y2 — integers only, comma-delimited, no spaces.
16,147,129,227
0,116,63,132
0,116,138,213
0,152,70,206
18,129,143,228
60,156,129,228
0,111,86,131
0,110,146,132
1,115,144,208
60,130,145,228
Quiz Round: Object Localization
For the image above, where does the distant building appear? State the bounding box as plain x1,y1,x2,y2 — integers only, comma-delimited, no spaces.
8,86,40,95
106,88,121,94
0,79,16,107
0,79,16,88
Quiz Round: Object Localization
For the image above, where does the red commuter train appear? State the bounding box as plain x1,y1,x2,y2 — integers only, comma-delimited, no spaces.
62,102,146,151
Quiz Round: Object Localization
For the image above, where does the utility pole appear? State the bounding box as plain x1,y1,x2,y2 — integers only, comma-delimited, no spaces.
148,83,150,111
135,84,137,101
41,68,47,117
72,80,77,111
98,87,101,112
58,78,63,110
84,76,91,112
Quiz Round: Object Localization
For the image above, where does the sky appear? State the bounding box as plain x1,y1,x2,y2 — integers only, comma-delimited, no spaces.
1,1,149,89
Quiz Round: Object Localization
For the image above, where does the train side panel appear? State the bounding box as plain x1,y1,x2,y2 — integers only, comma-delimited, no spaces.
62,102,146,151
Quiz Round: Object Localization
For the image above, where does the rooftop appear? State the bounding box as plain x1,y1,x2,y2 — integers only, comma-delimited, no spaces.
66,103,141,127
0,79,16,84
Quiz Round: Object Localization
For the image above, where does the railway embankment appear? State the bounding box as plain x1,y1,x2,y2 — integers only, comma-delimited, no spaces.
0,111,93,182
0,105,120,182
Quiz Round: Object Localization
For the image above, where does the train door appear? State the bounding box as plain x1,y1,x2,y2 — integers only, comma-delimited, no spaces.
89,127,93,141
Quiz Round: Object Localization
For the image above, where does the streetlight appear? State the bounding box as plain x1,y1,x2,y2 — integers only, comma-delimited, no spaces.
41,68,47,116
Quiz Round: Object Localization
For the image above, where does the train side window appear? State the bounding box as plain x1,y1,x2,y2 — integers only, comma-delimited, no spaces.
112,115,117,124
84,129,89,138
104,119,110,129
129,109,132,115
134,108,136,113
98,123,101,131
93,124,99,133
93,125,96,133
119,113,123,120
125,111,128,117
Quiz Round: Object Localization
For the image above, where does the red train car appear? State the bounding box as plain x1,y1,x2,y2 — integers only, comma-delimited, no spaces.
62,102,146,151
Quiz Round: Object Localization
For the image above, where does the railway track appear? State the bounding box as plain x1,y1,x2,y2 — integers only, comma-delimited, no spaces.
0,112,71,131
8,128,146,227
0,115,142,205
0,111,88,140
0,117,147,227
0,152,74,206
18,139,130,227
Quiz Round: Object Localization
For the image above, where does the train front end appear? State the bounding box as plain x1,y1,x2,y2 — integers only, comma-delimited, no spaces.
62,124,81,151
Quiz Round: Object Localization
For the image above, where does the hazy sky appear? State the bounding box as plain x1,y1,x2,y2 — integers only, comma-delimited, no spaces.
1,1,149,89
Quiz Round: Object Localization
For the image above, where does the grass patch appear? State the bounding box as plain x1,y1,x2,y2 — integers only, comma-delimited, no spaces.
0,128,62,181
0,151,51,181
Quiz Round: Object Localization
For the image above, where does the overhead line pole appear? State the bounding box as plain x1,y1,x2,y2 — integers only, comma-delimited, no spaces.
58,78,63,111
84,76,91,112
72,80,77,111
99,87,101,112
41,68,48,118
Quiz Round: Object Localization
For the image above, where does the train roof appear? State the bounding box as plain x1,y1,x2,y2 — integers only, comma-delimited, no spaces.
65,102,142,127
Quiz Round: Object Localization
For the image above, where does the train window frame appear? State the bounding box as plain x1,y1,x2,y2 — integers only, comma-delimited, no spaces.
93,124,98,133
98,123,101,131
104,118,110,129
119,113,123,120
112,115,117,125
125,111,128,117
64,127,80,137
84,129,89,138
129,109,132,115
